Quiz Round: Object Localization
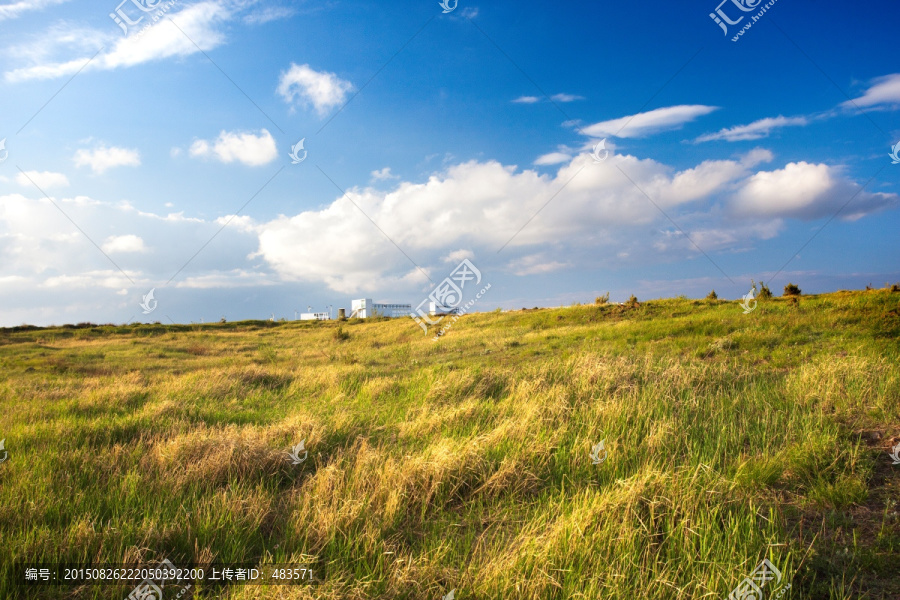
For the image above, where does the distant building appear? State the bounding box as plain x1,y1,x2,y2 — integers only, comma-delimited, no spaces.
350,299,412,319
300,312,331,321
429,302,460,316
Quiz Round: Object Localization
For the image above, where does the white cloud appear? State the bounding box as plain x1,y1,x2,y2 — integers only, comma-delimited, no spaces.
534,152,572,166
0,0,67,21
443,249,474,264
74,145,141,174
514,94,583,104
189,129,277,167
843,73,900,109
731,161,898,221
371,167,399,181
15,170,69,189
243,5,296,24
277,63,353,116
551,93,583,103
102,234,146,253
250,149,787,292
696,115,809,142
5,1,229,82
508,254,569,276
582,105,719,138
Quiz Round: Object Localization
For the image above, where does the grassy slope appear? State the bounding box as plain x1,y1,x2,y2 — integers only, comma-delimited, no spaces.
0,290,898,599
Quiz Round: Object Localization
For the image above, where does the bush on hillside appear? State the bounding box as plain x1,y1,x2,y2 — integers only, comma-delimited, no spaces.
706,290,718,300
783,283,802,297
595,292,610,306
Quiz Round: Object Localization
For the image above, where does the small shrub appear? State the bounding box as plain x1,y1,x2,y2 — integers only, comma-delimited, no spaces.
627,294,639,308
758,282,773,299
333,326,350,342
783,283,802,297
595,292,610,306
706,290,718,301
891,284,899,293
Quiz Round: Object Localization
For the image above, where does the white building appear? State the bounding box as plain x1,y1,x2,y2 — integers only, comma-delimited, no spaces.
350,299,412,319
429,302,460,316
300,312,331,321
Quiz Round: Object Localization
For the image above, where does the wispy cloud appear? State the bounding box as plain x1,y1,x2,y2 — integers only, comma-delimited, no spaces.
243,5,296,24
581,105,718,138
513,93,583,104
550,93,583,102
533,152,572,166
843,73,900,109
695,115,809,142
0,0,67,21
5,1,229,82
277,62,354,116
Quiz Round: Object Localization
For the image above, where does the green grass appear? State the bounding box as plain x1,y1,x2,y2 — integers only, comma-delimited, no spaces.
0,290,898,599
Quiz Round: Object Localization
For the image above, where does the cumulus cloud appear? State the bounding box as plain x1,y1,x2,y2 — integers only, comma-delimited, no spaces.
74,145,141,174
101,234,146,253
371,167,399,181
16,170,69,189
730,161,898,221
512,95,540,104
249,149,791,292
843,73,900,109
277,63,353,116
189,129,278,166
696,115,809,142
582,105,718,138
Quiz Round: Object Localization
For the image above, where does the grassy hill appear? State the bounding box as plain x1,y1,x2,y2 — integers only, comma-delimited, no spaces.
1,290,898,599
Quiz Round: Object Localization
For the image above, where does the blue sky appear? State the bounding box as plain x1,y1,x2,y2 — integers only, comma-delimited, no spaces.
0,0,898,326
